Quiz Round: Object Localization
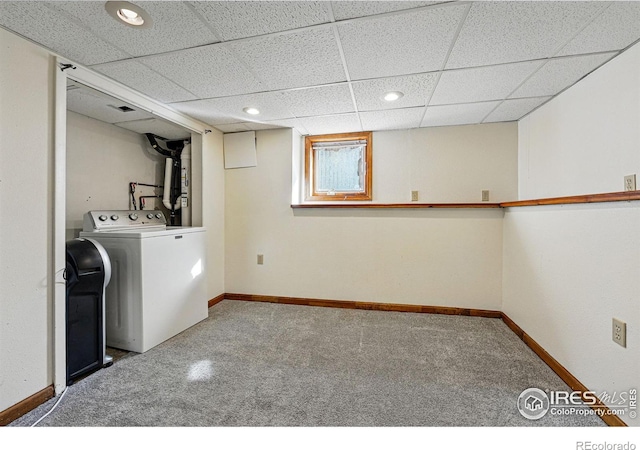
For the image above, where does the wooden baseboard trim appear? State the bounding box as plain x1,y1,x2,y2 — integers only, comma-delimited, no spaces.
208,294,225,308
0,385,54,426
223,293,502,318
501,313,627,427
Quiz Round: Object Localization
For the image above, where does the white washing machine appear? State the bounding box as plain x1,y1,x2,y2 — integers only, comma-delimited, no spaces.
80,210,207,353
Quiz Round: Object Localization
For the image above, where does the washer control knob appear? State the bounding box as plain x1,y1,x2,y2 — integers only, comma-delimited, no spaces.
111,215,119,221
129,213,138,221
147,213,154,219
98,215,108,221
155,213,162,219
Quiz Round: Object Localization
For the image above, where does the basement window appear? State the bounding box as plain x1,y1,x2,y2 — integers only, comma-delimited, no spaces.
304,131,372,201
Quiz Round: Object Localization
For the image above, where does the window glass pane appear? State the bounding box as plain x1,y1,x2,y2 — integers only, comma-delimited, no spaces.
314,144,364,193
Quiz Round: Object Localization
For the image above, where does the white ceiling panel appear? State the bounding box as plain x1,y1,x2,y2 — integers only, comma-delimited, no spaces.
115,118,191,140
299,114,362,135
352,73,438,111
422,101,501,128
338,4,468,80
91,60,197,103
446,2,606,69
430,61,543,105
171,99,242,125
50,1,219,57
331,1,444,21
281,84,355,117
484,97,551,123
0,1,128,65
360,107,425,131
557,2,640,57
229,27,345,91
214,123,252,133
67,88,153,124
172,91,294,125
191,1,329,41
510,53,616,99
141,44,264,98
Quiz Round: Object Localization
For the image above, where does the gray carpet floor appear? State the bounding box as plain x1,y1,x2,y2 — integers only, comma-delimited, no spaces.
11,300,604,427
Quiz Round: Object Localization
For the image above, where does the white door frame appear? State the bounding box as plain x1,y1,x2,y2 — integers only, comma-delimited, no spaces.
53,57,210,394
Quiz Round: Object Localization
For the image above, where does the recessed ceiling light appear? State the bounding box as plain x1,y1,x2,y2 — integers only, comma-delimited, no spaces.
243,107,260,115
105,1,152,28
383,91,404,102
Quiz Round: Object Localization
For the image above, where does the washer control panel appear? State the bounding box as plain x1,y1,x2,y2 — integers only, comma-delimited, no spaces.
84,210,167,232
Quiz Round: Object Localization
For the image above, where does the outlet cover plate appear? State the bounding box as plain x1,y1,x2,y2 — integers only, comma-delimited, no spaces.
624,174,636,191
482,190,490,202
411,191,419,202
612,318,627,348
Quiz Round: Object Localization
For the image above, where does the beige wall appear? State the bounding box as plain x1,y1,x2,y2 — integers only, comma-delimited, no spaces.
226,126,511,309
505,42,640,425
66,111,166,239
0,27,53,411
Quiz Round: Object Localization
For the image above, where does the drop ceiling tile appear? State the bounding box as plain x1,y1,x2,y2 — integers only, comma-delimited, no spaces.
191,1,329,41
91,60,197,103
510,52,617,99
430,61,543,105
360,107,425,131
281,84,355,117
421,101,501,128
171,99,241,126
337,4,468,80
50,1,219,57
114,118,191,140
331,1,444,21
67,88,153,124
0,2,128,65
172,92,294,125
229,27,345,91
141,44,264,98
557,2,640,56
215,123,252,133
446,2,605,69
352,73,438,111
299,114,362,135
484,97,551,123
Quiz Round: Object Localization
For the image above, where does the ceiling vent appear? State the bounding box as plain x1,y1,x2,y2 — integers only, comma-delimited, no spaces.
108,104,136,113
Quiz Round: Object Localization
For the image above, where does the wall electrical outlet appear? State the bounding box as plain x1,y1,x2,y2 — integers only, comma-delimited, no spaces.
612,318,627,348
624,174,636,191
411,191,419,202
257,254,264,265
481,190,490,202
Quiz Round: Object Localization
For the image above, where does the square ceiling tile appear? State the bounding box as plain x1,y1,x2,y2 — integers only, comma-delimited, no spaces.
421,101,501,128
331,1,444,21
280,84,355,117
484,97,551,123
338,4,468,80
50,1,219,57
0,1,128,65
299,114,362,135
352,73,438,111
191,1,329,41
67,87,153,124
430,61,543,105
360,107,425,131
114,118,191,140
557,2,640,57
229,27,346,91
446,2,605,69
214,123,252,133
172,91,294,125
510,52,616,99
91,60,196,103
141,44,264,98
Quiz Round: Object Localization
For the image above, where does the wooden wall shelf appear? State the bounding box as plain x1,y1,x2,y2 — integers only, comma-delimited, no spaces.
501,191,640,207
292,203,502,209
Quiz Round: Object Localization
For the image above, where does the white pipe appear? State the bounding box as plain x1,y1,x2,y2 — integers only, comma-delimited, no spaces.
163,158,181,211
181,144,191,226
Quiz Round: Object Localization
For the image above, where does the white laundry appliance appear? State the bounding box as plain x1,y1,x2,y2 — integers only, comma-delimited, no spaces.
80,210,207,353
